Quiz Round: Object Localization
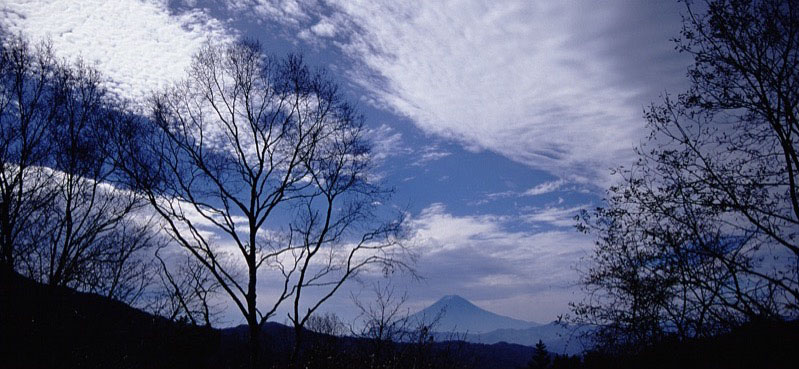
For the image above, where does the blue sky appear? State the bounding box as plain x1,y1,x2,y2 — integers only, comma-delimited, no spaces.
1,0,692,324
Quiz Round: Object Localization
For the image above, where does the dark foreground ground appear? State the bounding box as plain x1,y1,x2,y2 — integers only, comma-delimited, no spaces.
2,269,798,369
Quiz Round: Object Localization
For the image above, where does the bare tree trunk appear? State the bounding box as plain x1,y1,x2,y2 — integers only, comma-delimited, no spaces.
247,256,261,369
1,208,11,271
248,318,261,369
290,324,303,368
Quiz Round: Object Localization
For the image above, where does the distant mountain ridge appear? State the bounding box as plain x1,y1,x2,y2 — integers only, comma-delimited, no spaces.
464,324,592,355
412,295,589,355
410,295,540,334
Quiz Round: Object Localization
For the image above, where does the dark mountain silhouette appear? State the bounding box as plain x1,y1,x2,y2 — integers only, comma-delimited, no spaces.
410,295,539,333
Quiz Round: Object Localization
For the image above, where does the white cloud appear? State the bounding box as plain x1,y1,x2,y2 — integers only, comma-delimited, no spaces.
366,123,408,163
335,1,643,184
475,179,572,206
1,0,234,101
411,145,452,167
223,1,685,184
2,1,687,186
419,151,450,162
411,203,503,253
228,0,313,26
523,179,566,196
522,205,588,228
310,18,336,37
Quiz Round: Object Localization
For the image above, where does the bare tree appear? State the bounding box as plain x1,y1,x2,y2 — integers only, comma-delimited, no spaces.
117,40,411,368
349,282,461,369
152,244,222,326
83,217,158,305
286,185,410,363
574,0,799,352
0,35,58,272
352,282,413,346
306,311,347,336
350,282,424,368
19,59,145,291
1,32,157,306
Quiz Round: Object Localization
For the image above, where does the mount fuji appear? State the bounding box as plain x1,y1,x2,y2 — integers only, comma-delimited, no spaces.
409,295,540,334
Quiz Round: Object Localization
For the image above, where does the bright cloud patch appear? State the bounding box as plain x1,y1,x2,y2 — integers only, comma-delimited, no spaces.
223,1,683,184
1,0,233,101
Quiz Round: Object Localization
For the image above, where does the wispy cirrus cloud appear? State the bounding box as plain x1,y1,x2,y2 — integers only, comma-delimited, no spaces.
1,0,234,101
220,1,688,185
473,179,573,206
366,124,452,168
412,145,452,167
523,179,566,196
522,205,588,228
366,124,408,163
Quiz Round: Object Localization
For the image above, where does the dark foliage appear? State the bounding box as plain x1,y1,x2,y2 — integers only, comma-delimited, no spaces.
527,340,551,369
579,320,799,369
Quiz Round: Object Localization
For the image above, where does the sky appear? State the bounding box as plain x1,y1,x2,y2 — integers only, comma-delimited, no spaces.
0,0,692,325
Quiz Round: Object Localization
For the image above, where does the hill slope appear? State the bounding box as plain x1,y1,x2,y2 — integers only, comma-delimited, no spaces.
0,269,220,369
